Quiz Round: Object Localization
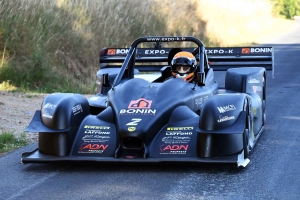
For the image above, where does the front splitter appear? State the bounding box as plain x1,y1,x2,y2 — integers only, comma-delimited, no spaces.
21,149,249,168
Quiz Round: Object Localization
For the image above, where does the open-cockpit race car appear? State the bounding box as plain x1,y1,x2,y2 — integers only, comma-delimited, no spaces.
22,36,274,167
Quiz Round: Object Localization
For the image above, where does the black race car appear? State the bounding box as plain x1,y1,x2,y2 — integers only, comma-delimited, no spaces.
22,36,274,167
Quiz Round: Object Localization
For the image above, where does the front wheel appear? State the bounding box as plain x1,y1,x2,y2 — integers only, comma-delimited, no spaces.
262,75,266,125
243,126,251,158
243,102,254,159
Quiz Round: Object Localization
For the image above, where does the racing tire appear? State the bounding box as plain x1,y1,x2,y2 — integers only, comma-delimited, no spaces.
262,75,266,126
243,125,251,158
243,100,254,159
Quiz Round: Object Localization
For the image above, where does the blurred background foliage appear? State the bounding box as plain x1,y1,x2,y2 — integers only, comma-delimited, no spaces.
272,0,300,19
0,0,298,93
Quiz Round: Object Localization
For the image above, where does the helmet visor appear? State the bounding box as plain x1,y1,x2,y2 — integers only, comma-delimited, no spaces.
171,57,195,66
176,66,190,73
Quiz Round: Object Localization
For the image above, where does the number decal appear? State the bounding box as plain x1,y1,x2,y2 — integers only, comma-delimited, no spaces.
126,118,142,126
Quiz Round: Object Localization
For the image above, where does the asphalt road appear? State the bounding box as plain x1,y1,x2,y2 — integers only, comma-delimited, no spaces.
1,24,300,200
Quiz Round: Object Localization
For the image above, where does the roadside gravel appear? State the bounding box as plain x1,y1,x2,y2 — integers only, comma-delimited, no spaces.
0,91,47,143
0,91,94,144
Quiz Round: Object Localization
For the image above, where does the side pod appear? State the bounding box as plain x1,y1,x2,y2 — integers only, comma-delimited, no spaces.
197,111,246,157
198,94,248,157
25,93,90,156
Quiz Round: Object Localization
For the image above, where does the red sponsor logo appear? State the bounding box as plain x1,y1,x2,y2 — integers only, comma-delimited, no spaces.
128,98,152,109
107,49,116,55
160,144,188,152
80,143,108,151
242,48,250,54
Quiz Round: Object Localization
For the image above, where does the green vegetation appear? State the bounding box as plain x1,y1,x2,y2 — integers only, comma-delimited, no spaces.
0,0,98,93
0,132,28,154
272,0,300,18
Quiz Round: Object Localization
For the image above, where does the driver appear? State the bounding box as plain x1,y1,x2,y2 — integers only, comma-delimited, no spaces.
171,51,197,82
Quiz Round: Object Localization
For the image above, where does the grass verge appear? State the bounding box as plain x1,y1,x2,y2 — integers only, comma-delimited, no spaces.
0,132,28,155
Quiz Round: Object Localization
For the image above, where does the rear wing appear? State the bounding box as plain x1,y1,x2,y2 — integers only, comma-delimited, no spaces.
99,46,274,76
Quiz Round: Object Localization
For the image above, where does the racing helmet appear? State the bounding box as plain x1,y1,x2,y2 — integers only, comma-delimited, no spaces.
171,51,197,82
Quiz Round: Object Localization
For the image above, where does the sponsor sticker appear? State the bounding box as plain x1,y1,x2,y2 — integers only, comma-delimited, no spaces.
72,104,83,115
205,49,234,54
217,104,236,113
116,49,129,54
145,50,166,54
146,37,186,42
195,97,203,107
166,131,192,136
253,86,262,93
79,143,108,154
82,135,110,143
250,47,272,53
162,136,191,144
120,98,156,115
128,98,152,109
43,103,57,109
120,109,156,115
242,47,272,54
107,49,116,55
217,115,235,123
84,130,110,134
160,144,188,154
84,125,110,129
248,76,260,84
167,127,193,131
242,48,250,54
128,127,136,132
253,108,257,115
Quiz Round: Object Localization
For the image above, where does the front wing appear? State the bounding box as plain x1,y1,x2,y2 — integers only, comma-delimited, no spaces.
22,150,249,168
